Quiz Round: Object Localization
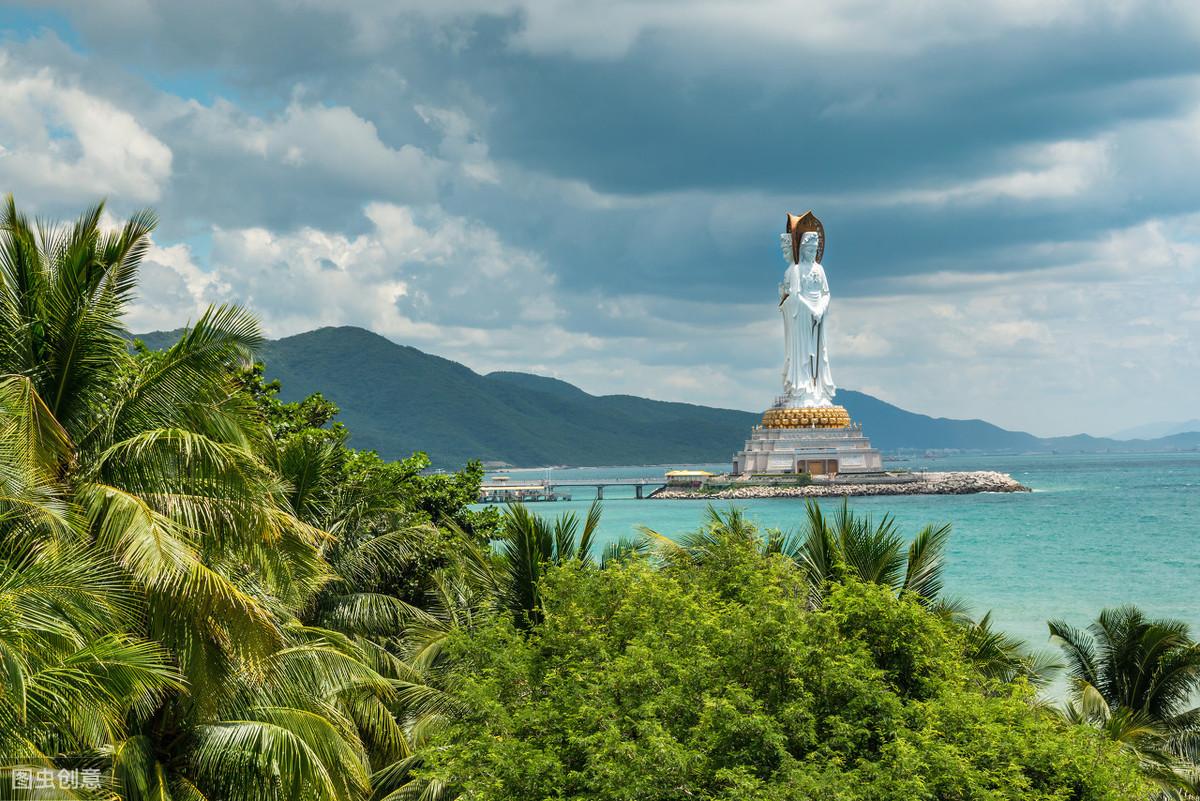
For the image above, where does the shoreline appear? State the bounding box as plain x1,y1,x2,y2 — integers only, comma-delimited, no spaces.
651,471,1031,499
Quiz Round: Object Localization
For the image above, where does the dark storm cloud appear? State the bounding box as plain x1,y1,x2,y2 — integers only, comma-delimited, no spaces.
411,11,1200,299
40,0,361,95
476,23,1194,195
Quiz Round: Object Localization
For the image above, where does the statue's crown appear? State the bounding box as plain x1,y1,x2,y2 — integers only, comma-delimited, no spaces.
785,210,825,264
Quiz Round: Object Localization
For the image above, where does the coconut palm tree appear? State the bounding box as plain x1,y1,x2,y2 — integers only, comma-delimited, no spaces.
1,197,392,800
495,501,600,628
1050,607,1200,722
0,378,184,794
647,504,761,560
788,499,952,607
365,554,492,801
1050,605,1200,791
962,612,1060,688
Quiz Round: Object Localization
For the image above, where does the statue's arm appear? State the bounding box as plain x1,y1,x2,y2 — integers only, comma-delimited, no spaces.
812,269,831,319
813,292,830,319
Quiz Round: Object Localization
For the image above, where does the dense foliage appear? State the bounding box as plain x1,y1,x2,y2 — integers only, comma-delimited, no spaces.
421,522,1148,800
0,198,486,800
0,199,1190,800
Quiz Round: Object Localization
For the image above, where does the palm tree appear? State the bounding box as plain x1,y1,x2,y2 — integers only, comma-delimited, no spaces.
1050,605,1200,790
0,373,74,540
784,499,952,608
962,612,1060,688
1,197,388,800
495,501,600,627
366,555,491,801
644,504,761,562
0,382,183,787
2,356,182,796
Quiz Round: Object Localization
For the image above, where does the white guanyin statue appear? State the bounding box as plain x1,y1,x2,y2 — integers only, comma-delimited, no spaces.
779,228,836,407
730,211,882,476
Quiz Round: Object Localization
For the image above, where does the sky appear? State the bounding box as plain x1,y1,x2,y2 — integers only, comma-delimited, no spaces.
1,1,1198,438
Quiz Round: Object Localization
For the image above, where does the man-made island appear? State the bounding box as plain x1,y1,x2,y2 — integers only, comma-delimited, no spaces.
652,470,1030,499
724,213,1025,498
478,468,1031,503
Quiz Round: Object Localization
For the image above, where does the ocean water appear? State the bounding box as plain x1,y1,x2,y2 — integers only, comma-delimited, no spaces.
479,452,1200,653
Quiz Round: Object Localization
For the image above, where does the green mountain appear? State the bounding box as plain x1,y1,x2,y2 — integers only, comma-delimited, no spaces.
259,327,760,467
135,326,1200,467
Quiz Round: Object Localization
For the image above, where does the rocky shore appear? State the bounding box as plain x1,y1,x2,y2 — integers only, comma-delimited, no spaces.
652,471,1031,500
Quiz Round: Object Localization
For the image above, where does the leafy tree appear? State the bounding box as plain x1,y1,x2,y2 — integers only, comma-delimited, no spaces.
420,529,1148,800
235,361,345,442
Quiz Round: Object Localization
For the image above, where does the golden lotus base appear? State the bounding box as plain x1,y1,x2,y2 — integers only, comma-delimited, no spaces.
762,405,852,429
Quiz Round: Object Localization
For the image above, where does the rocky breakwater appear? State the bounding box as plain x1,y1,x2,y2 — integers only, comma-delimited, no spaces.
652,471,1031,500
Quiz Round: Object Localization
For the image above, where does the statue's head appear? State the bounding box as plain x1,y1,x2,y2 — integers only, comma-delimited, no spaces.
798,231,820,264
779,233,794,265
779,231,820,264
784,210,825,264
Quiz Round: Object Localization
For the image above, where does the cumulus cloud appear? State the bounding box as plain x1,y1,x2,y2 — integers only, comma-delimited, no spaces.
127,239,229,332
139,95,450,234
175,97,443,197
415,104,498,184
867,139,1112,206
139,202,564,343
0,53,172,204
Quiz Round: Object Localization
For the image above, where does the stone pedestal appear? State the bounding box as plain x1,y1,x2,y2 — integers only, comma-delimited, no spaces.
731,404,883,476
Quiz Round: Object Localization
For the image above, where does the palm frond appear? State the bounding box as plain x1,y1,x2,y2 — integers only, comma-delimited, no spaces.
902,522,952,602
600,536,649,568
192,708,368,801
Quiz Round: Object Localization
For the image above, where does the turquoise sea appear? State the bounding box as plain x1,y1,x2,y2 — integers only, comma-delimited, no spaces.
479,452,1200,654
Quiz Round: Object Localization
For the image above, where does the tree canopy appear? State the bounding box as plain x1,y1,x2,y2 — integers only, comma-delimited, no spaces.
420,531,1148,800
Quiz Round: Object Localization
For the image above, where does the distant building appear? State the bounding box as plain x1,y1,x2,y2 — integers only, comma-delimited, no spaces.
665,469,715,488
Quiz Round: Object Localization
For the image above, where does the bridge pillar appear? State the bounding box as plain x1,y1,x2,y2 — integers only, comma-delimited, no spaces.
635,484,643,499
596,486,604,500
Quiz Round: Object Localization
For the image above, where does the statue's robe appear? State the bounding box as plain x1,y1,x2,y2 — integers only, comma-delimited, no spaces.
780,260,835,406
